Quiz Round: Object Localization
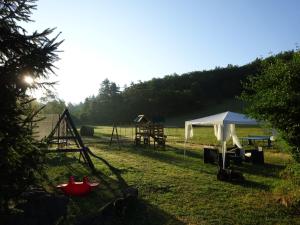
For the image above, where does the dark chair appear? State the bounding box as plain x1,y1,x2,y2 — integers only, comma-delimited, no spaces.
204,147,239,168
203,147,219,164
226,146,243,165
251,149,264,164
244,148,264,164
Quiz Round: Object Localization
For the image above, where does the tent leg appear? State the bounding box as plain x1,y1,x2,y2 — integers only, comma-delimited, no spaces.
222,142,226,169
183,141,187,158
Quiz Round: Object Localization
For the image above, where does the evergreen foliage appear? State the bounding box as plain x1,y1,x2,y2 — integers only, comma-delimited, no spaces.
0,0,61,211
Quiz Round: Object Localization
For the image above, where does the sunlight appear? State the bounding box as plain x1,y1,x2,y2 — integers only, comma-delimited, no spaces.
24,75,34,85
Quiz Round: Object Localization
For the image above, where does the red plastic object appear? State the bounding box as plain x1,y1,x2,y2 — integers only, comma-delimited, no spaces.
56,176,99,196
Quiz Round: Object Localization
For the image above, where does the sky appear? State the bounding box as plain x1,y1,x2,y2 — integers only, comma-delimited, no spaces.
25,0,300,103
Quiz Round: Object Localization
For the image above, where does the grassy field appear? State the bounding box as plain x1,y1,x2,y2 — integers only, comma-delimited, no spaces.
91,125,275,147
42,126,300,225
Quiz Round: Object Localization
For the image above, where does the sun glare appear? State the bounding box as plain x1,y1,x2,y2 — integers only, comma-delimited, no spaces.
24,75,34,85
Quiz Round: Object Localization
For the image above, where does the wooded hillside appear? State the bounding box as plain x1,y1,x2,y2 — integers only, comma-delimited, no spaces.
63,51,296,124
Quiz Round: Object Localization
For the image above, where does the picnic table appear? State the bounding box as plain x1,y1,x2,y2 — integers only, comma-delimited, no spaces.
240,135,272,147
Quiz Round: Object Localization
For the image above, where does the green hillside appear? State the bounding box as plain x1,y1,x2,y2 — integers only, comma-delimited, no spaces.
65,51,295,125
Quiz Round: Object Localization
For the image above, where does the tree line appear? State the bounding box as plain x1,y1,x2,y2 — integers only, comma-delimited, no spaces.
59,51,294,125
68,64,259,124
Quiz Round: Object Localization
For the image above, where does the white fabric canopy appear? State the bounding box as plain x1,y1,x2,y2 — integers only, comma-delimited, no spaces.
184,111,258,168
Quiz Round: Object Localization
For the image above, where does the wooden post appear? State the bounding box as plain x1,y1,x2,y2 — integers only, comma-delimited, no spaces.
109,124,115,146
116,125,121,149
65,110,95,170
110,123,121,149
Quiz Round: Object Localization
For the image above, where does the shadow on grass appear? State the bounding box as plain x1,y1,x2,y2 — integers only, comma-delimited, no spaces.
166,144,286,181
128,199,186,225
226,178,271,191
166,144,203,159
45,154,125,199
93,142,216,176
76,198,185,225
82,136,111,144
233,162,285,179
167,144,285,180
87,148,128,190
82,135,133,145
45,154,185,225
88,143,280,191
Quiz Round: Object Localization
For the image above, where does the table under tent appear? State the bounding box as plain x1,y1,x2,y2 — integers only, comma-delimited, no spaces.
185,111,264,173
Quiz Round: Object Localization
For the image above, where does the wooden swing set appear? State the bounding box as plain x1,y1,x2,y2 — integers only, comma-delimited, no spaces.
45,109,95,170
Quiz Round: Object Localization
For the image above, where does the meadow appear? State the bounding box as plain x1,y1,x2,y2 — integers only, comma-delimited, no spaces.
43,126,300,225
92,125,271,146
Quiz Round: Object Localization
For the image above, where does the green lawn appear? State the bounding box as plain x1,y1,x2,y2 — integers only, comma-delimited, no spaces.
92,125,276,147
43,126,300,225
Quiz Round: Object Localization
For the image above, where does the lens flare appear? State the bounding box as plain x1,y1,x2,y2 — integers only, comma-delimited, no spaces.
24,76,34,85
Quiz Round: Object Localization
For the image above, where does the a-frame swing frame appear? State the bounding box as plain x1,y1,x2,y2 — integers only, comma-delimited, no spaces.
109,123,121,149
46,109,95,170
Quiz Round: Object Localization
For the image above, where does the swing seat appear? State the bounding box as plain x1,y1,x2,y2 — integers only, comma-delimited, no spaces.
57,176,99,196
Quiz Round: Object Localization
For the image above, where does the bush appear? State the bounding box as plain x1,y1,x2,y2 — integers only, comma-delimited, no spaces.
274,163,300,210
280,163,300,185
241,51,300,162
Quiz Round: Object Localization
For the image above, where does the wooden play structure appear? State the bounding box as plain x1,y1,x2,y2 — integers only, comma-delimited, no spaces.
133,115,166,148
44,109,95,170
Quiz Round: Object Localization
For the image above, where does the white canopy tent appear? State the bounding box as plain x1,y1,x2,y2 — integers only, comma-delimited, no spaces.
185,111,258,169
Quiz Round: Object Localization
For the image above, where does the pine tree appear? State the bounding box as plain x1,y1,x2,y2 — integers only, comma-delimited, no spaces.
0,0,62,211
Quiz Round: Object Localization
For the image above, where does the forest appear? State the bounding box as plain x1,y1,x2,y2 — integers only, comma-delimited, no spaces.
39,51,295,125
43,51,296,125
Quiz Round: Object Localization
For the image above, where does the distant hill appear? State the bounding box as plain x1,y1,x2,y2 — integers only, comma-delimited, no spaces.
69,50,295,125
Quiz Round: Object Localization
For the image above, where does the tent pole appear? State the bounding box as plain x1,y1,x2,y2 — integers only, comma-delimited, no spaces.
222,141,226,169
184,140,187,159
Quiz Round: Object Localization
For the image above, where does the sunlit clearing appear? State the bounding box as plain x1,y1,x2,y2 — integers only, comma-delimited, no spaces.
24,75,34,85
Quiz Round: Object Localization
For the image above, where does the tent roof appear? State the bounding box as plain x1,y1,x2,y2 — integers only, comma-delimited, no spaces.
133,114,150,123
186,111,258,125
